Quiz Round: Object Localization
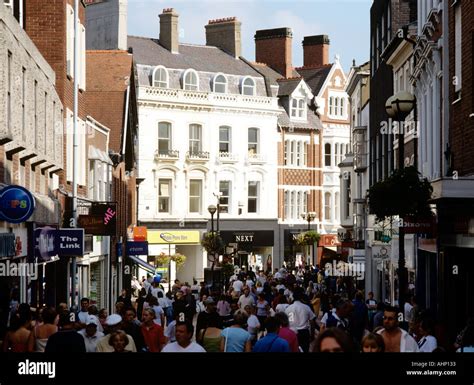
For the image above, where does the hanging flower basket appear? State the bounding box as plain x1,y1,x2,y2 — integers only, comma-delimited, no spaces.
201,232,225,255
155,253,187,270
295,230,321,246
367,166,433,222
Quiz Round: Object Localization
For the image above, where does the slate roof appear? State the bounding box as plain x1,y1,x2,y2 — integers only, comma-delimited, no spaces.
277,96,323,131
128,36,261,76
295,64,333,95
276,78,303,96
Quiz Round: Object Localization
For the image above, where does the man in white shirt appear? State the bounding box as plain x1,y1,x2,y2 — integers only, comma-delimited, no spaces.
232,278,244,296
376,306,419,352
238,287,255,310
78,316,104,352
417,318,438,352
76,298,90,326
162,322,206,352
404,296,414,323
284,288,316,352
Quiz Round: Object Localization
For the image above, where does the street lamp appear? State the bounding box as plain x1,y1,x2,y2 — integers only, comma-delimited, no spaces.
208,205,216,234
385,90,415,312
301,212,317,266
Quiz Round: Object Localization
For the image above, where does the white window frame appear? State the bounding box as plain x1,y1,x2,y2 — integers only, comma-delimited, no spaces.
324,192,331,221
189,179,202,214
219,126,231,153
183,69,199,91
242,76,256,96
189,124,202,154
324,143,332,167
158,178,172,213
248,127,259,155
290,98,306,119
158,122,172,154
153,66,169,88
247,181,259,214
213,73,227,93
219,180,231,214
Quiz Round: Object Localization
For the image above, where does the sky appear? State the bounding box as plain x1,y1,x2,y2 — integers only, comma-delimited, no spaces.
127,0,372,73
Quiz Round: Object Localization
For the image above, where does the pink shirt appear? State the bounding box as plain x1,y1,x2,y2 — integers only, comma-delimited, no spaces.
278,327,299,352
217,300,231,317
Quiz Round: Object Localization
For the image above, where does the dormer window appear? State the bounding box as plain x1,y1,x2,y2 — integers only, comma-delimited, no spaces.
242,77,256,96
183,69,199,91
213,73,227,93
291,98,306,119
153,66,168,88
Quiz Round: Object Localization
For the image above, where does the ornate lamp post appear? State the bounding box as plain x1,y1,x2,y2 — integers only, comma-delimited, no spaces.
385,90,416,311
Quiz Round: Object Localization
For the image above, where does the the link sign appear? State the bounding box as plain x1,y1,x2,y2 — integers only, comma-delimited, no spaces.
35,228,85,260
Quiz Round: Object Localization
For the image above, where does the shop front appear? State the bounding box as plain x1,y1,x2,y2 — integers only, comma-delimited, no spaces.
220,230,274,273
146,230,203,289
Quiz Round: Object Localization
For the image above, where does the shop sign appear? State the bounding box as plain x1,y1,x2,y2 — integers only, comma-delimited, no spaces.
0,185,35,224
78,203,117,236
402,216,436,234
220,231,274,247
126,241,148,256
35,228,84,259
319,234,340,247
148,231,200,244
133,226,147,241
372,245,391,260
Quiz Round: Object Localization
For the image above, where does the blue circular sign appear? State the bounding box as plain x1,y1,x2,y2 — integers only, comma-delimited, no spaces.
0,185,35,224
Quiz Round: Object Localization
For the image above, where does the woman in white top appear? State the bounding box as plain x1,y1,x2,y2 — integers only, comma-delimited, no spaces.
27,307,57,352
244,305,260,344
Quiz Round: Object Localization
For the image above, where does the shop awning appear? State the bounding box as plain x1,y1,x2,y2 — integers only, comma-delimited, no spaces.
323,246,338,252
128,254,156,274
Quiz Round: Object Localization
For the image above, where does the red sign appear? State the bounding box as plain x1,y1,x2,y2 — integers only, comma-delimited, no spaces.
319,234,340,247
133,226,147,241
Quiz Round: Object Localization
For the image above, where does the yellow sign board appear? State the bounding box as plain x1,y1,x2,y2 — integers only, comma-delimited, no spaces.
148,230,201,244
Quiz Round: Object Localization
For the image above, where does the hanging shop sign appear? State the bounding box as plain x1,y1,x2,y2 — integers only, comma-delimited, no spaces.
35,228,84,259
78,202,117,236
133,226,148,241
126,241,149,256
0,185,35,224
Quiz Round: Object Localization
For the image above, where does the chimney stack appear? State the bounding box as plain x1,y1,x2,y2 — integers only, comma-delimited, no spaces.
205,17,242,58
255,27,293,78
159,8,179,53
302,35,330,67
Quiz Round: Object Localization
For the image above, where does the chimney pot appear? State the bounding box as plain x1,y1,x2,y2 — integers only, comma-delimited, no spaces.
255,27,293,78
159,8,179,53
302,34,330,67
205,17,241,58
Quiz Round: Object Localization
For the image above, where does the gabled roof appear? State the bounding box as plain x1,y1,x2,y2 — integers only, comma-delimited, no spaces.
277,77,303,96
277,100,323,131
128,35,261,77
295,64,333,96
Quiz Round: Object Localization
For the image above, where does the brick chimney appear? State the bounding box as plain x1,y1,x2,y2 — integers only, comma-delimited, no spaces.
255,27,293,78
159,8,179,53
303,35,330,67
205,17,242,58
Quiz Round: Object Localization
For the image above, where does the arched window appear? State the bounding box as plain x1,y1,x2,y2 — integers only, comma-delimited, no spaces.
242,77,255,96
325,143,331,167
183,69,199,91
213,74,227,93
324,192,331,221
153,66,168,88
